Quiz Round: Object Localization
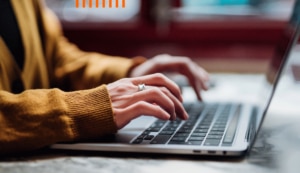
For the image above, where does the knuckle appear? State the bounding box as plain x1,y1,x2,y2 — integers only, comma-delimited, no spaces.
148,87,163,96
161,87,176,97
136,101,148,110
115,85,126,93
153,73,165,80
149,87,166,98
160,87,168,93
115,83,132,93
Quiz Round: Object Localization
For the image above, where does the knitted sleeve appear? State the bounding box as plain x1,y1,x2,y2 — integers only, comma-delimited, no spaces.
0,85,117,155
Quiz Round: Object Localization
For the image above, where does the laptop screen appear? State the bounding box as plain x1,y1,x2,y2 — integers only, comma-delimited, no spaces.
252,0,300,148
267,0,300,85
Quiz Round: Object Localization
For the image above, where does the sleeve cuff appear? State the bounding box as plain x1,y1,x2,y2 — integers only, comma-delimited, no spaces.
64,85,117,140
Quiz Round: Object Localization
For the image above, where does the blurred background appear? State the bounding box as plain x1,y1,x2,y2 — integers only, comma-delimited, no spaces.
45,0,297,73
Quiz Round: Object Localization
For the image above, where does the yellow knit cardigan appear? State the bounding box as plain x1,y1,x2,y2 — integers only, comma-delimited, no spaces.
0,0,144,155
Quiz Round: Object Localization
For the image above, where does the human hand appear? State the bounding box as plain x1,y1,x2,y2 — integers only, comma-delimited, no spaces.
129,54,209,101
107,73,188,129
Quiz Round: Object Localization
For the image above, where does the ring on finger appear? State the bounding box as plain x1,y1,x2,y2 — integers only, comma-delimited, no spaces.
137,83,146,91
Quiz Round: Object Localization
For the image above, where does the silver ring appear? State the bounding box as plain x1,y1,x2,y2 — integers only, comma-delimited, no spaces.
138,83,146,91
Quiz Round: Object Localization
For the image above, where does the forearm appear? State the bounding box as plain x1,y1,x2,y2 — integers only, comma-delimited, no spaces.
0,85,117,155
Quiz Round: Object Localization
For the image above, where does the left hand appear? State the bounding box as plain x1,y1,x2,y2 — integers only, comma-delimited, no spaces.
129,54,209,101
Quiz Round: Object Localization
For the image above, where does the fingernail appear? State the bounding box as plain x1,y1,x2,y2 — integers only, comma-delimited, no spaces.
166,114,171,120
184,111,189,120
179,95,183,103
197,94,202,101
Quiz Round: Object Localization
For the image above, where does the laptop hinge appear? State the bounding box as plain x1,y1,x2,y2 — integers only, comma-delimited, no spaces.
245,107,257,142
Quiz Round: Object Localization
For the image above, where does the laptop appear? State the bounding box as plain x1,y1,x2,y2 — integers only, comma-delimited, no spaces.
51,0,300,157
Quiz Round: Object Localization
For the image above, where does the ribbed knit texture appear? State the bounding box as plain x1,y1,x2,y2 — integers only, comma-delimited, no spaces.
0,86,117,155
65,85,117,140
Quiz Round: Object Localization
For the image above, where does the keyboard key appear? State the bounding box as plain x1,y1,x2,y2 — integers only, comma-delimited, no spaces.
151,121,165,128
163,127,177,131
197,125,210,129
191,133,207,137
141,130,151,135
189,137,205,141
186,141,203,145
210,127,225,132
132,138,143,144
208,131,224,136
144,135,155,140
159,131,174,135
181,126,193,130
137,134,147,139
204,139,221,146
150,135,172,144
177,129,193,133
194,129,208,133
212,124,227,128
206,135,223,140
171,136,187,142
184,122,195,126
168,141,187,145
146,127,161,132
173,133,190,137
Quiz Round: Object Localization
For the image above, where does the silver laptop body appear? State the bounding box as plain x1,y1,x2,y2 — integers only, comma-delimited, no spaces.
52,0,300,157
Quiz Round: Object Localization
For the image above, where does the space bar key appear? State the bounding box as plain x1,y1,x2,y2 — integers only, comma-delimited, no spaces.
150,135,172,144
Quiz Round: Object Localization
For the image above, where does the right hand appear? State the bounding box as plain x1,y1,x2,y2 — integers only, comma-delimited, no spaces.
107,73,189,129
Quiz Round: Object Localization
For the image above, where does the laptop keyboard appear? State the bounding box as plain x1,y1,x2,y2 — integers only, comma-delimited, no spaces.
132,102,241,146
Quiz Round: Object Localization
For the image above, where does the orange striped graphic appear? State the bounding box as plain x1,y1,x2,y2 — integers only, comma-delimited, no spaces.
82,0,86,8
95,0,99,8
109,0,112,8
76,0,126,8
102,0,105,8
122,0,125,8
89,0,92,8
76,0,79,8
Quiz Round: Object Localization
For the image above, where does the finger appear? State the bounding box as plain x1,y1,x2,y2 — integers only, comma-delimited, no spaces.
132,73,183,102
159,87,189,120
196,68,210,90
192,67,210,100
191,79,203,101
139,88,176,118
192,70,207,101
114,101,171,129
178,63,207,101
114,87,177,118
177,65,203,101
